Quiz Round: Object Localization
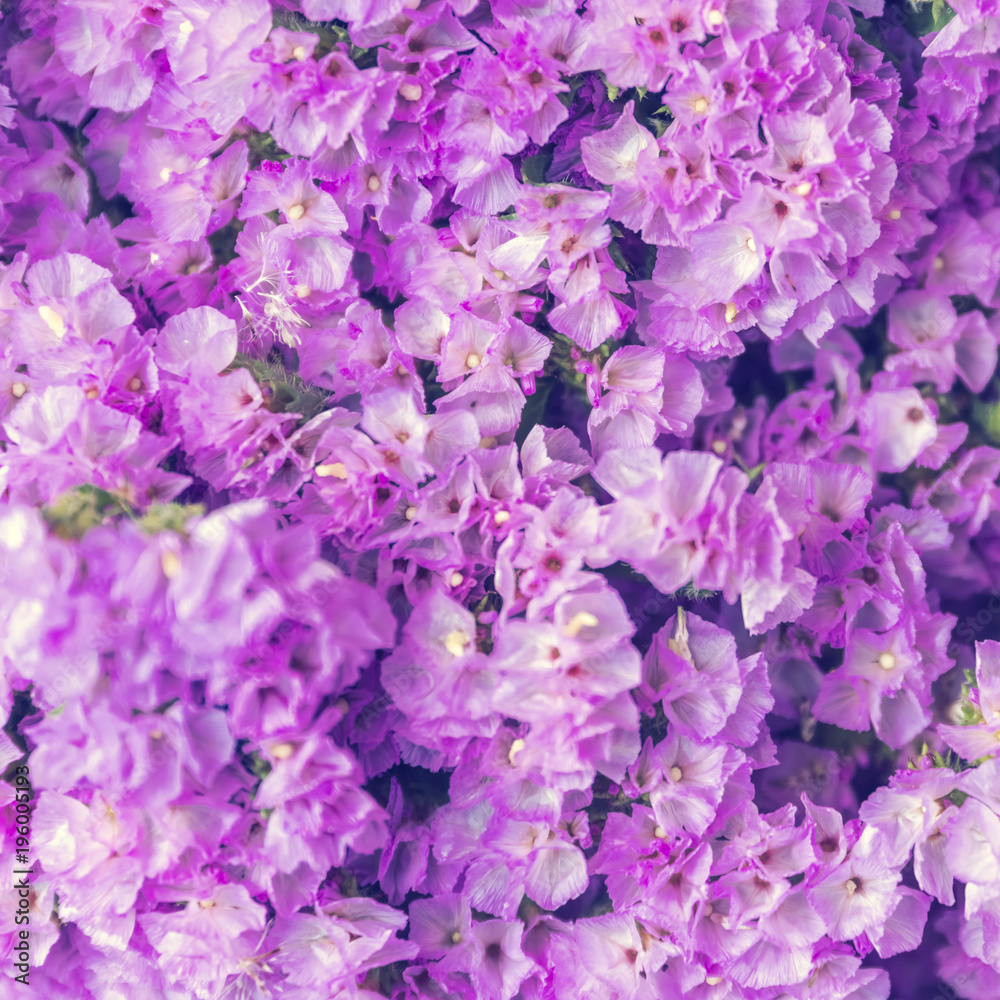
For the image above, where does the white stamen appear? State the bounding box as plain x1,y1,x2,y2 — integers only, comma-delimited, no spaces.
693,96,709,114
10,382,27,398
844,878,858,896
405,505,418,521
888,209,901,220
444,630,471,656
161,550,181,579
707,9,724,26
37,305,66,337
711,439,727,454
400,82,422,102
746,236,757,253
508,738,526,763
293,284,311,298
316,462,348,479
933,255,945,271
287,203,306,220
127,376,143,392
724,301,737,323
479,436,498,449
270,742,296,759
292,45,307,61
669,766,683,781
466,352,481,369
450,930,462,944
494,510,510,526
564,611,599,636
792,181,812,196
85,386,100,400
653,825,666,838
179,19,195,34
449,571,464,588
878,651,896,670
159,166,174,182
366,174,382,193
706,977,724,987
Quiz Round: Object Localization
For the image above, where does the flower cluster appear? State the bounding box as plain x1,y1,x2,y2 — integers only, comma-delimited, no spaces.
1,1,1000,998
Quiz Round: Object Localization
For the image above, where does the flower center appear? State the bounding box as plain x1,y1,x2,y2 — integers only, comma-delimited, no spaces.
316,462,348,479
444,630,471,656
564,611,599,636
38,305,66,337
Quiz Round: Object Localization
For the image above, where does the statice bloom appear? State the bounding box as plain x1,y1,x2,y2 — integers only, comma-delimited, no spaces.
1,1,1000,997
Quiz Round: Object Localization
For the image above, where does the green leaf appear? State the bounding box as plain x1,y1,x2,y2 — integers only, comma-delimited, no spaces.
139,503,205,536
607,240,634,276
600,73,620,102
43,485,130,540
930,0,956,32
520,150,553,186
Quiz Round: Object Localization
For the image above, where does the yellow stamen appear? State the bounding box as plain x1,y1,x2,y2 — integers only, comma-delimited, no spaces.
315,462,348,479
38,305,66,337
444,630,470,656
564,611,599,636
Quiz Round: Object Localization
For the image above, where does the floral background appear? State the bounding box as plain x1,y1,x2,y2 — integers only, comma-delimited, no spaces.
0,0,999,998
